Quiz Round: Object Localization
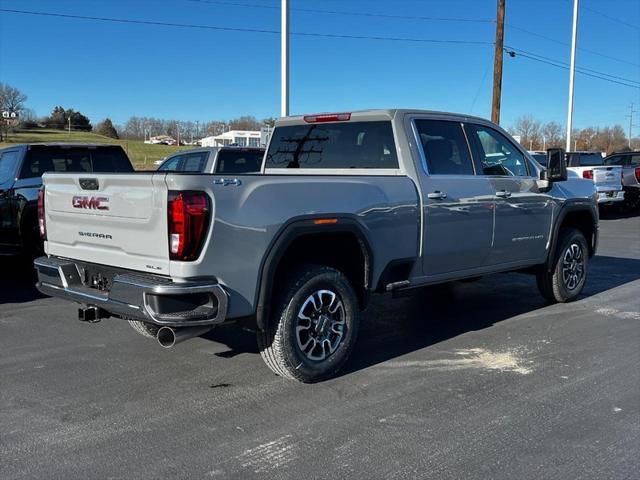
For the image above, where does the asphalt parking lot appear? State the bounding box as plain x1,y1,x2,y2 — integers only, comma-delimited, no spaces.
1,211,639,480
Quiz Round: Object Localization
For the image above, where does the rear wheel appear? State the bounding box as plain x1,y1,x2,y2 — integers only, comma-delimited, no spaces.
128,320,159,339
536,228,588,303
257,264,360,383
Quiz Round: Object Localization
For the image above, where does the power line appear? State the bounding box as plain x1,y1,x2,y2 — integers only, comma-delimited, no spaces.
187,0,495,24
505,47,640,89
188,0,639,69
506,23,640,68
3,7,636,89
0,8,493,46
580,2,640,31
506,46,640,85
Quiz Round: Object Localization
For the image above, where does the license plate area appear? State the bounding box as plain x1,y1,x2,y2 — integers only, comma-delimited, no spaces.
75,263,119,292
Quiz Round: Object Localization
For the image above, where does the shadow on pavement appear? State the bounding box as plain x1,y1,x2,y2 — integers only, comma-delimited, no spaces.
202,254,640,377
0,256,43,305
599,206,640,220
342,254,640,376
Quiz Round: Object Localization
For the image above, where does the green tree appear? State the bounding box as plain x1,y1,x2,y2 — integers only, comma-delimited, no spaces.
44,106,68,129
94,118,119,139
44,106,92,131
67,109,92,131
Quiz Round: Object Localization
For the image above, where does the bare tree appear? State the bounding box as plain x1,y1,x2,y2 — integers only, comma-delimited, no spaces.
0,83,27,140
541,121,564,149
509,115,542,150
228,115,261,131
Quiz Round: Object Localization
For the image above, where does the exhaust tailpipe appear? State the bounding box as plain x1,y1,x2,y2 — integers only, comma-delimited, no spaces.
157,325,213,348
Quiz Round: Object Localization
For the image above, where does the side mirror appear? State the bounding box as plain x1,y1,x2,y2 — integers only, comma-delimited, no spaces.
546,148,567,182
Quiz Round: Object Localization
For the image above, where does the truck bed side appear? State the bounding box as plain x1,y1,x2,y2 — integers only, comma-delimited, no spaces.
164,173,420,318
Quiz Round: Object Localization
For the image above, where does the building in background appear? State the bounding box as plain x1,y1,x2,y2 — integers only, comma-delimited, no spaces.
200,130,262,147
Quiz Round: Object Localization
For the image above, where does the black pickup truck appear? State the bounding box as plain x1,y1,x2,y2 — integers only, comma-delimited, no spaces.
0,143,134,257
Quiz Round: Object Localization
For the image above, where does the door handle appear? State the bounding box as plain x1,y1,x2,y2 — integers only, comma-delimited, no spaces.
495,190,512,198
427,191,447,200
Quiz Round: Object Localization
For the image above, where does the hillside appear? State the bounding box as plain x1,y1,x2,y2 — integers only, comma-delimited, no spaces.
0,129,191,169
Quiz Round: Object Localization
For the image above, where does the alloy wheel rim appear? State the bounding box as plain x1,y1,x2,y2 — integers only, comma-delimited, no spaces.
562,242,585,291
295,289,345,361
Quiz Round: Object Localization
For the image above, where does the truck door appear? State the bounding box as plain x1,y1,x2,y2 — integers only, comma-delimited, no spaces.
0,149,21,248
465,123,553,266
412,119,494,277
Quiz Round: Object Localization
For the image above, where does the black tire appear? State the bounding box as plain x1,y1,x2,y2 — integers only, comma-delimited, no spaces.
257,264,360,383
536,228,589,303
128,319,160,339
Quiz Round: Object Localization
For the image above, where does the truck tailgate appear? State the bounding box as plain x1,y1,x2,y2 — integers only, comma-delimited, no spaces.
43,173,171,274
592,166,622,190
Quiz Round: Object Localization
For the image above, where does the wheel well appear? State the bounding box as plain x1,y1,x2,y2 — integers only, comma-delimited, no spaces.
559,210,596,256
272,232,370,309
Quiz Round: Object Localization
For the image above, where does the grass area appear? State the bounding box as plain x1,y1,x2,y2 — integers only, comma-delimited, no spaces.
0,128,192,169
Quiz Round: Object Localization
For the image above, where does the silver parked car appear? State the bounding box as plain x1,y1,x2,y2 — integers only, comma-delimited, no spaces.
155,146,265,174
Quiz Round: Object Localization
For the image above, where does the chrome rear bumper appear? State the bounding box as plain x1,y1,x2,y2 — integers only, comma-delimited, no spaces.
34,256,228,326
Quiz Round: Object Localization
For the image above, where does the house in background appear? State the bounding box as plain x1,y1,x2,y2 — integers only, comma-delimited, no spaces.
199,130,262,148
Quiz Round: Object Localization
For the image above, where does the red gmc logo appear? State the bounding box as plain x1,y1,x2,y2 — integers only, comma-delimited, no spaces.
72,196,110,210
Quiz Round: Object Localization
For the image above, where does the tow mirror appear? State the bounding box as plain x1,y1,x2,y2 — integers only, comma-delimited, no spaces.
545,148,567,182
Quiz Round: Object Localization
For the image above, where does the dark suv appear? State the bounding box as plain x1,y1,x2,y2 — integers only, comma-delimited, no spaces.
0,143,133,257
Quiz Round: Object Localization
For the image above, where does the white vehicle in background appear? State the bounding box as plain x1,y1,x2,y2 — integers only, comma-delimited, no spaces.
528,151,547,167
566,151,624,205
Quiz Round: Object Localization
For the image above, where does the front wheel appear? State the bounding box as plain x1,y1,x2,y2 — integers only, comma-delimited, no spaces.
257,264,360,383
536,228,589,303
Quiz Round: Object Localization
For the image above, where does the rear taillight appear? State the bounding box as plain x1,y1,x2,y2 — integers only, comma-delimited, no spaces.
582,170,593,180
635,167,640,182
37,188,46,239
168,191,210,261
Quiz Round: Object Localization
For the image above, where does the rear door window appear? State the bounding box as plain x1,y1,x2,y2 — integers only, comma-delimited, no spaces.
414,120,474,175
158,155,182,171
181,152,209,172
265,121,398,170
0,150,20,184
216,149,264,174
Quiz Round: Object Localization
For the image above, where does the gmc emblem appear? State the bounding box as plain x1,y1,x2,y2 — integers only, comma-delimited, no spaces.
72,196,109,210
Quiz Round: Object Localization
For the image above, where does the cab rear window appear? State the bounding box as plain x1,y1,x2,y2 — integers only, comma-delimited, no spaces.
265,121,398,170
216,149,264,174
567,153,604,167
20,146,133,178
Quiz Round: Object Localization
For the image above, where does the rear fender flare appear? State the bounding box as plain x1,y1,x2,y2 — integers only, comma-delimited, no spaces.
254,215,374,331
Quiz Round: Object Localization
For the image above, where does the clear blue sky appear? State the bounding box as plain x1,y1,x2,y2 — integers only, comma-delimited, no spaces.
0,0,638,132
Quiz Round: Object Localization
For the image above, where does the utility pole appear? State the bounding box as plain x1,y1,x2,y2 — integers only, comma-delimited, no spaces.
627,103,636,148
491,0,505,125
566,0,579,151
68,116,71,136
281,0,289,117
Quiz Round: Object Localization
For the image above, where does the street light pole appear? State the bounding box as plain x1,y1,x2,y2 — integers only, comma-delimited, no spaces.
566,0,579,151
281,0,289,117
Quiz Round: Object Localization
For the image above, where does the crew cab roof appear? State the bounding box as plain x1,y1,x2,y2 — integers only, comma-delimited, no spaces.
23,143,126,149
275,109,491,126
